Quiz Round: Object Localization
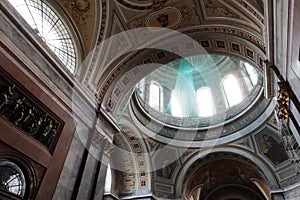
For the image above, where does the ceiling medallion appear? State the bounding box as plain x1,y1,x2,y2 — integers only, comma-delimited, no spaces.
146,7,182,28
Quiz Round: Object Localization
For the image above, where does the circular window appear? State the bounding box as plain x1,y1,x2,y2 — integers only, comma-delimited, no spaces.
0,160,26,198
7,0,77,73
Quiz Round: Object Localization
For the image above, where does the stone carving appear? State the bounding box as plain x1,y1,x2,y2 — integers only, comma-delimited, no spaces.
276,81,290,122
0,78,60,149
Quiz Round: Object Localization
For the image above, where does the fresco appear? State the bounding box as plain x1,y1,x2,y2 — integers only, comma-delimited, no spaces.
256,128,288,166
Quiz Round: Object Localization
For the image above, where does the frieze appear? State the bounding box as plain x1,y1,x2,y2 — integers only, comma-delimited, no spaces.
0,76,61,150
131,93,269,142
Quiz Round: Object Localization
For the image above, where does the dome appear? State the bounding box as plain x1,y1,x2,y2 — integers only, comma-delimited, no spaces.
136,54,263,127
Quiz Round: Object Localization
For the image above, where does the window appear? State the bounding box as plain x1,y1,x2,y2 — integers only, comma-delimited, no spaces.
104,164,112,192
149,81,163,111
222,74,243,107
170,91,183,117
8,0,76,73
244,63,258,86
138,78,146,99
0,160,26,198
196,87,216,117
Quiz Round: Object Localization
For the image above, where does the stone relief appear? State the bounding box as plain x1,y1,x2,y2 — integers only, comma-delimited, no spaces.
0,77,61,149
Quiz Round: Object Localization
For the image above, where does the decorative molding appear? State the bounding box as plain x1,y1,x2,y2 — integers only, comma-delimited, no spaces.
83,0,107,95
232,136,254,152
97,0,107,44
236,0,264,24
116,0,153,10
146,7,182,28
205,0,241,19
182,27,265,52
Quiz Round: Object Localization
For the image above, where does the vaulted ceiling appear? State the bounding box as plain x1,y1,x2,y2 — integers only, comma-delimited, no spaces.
55,0,298,199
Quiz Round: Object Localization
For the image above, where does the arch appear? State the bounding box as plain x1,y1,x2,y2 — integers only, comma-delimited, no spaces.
118,118,152,185
196,87,216,117
175,147,278,198
110,119,152,196
204,184,266,200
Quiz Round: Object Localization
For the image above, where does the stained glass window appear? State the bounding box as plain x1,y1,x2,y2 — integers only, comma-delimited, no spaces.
7,0,76,73
0,160,26,198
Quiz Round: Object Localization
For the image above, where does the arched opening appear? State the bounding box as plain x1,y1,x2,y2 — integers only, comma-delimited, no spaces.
222,74,243,108
183,152,270,200
196,87,216,117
